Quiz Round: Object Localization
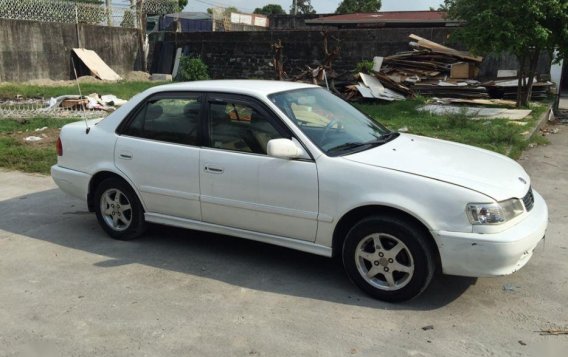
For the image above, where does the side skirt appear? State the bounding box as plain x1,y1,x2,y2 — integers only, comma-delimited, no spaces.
145,213,333,257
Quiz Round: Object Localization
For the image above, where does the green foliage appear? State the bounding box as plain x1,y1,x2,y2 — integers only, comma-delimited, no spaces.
444,0,568,106
0,118,77,174
176,57,210,82
178,0,188,9
224,6,239,16
355,60,374,74
254,4,286,15
336,0,382,14
355,100,548,159
290,0,316,15
0,81,164,101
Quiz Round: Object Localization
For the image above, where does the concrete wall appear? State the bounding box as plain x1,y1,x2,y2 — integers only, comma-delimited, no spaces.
150,28,456,80
0,19,142,82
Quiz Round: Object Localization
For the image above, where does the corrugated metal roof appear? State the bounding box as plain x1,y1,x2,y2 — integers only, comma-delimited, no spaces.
305,11,453,25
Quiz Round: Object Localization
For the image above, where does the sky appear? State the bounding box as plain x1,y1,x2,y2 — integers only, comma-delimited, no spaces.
183,0,445,14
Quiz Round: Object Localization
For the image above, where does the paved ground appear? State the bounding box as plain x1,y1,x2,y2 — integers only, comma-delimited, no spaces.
1,128,567,357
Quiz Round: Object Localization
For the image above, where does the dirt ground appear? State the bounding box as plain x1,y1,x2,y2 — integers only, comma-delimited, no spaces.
0,125,567,356
3,127,60,149
19,71,151,87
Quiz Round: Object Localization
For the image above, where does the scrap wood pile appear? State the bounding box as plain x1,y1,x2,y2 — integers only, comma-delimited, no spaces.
483,76,553,100
288,31,342,86
345,34,488,101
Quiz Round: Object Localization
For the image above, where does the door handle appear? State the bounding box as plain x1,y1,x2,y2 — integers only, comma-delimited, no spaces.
119,152,133,160
204,166,224,174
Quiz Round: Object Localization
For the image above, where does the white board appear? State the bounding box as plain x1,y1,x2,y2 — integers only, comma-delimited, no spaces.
72,48,122,81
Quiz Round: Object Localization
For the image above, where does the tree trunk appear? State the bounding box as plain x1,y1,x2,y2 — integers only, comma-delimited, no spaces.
516,54,526,108
524,47,541,107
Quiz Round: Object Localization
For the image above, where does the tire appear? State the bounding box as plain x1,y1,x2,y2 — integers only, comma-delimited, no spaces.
94,178,146,240
342,215,435,302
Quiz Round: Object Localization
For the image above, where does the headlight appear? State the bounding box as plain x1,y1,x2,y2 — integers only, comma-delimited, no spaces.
466,199,524,225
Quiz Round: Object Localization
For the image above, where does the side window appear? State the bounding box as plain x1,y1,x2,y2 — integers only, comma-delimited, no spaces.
209,100,283,154
123,96,201,145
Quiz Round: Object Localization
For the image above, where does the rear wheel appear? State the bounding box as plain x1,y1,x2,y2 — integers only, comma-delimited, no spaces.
94,178,146,240
342,215,435,302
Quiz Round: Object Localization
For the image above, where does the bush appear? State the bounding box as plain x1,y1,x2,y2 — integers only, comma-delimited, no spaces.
355,60,374,74
176,56,210,82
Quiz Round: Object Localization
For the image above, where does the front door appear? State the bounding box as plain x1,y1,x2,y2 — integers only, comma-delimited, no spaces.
199,94,319,241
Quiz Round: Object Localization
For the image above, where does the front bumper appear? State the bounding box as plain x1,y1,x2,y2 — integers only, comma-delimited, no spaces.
434,190,548,277
51,165,91,202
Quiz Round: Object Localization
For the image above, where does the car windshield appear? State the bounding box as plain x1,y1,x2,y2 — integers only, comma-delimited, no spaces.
268,87,396,156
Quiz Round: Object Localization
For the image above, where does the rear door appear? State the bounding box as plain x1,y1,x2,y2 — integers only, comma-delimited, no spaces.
199,93,319,241
115,92,203,220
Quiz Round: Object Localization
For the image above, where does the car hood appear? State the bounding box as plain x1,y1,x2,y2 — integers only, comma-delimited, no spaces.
343,134,530,201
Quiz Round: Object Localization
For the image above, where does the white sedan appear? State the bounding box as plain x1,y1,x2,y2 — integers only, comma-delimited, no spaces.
52,80,548,302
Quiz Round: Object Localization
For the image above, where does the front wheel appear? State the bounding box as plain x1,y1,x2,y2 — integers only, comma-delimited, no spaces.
94,178,146,240
342,215,435,302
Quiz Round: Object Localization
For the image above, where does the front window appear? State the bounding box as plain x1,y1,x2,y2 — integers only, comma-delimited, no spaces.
269,88,396,156
209,100,283,155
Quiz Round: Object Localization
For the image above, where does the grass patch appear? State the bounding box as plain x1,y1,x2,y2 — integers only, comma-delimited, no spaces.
0,117,78,174
0,81,164,101
356,99,549,159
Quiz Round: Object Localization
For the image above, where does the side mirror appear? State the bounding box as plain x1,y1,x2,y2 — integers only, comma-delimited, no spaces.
267,138,304,159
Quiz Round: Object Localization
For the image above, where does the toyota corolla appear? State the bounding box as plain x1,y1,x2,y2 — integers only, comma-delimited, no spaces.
52,80,548,302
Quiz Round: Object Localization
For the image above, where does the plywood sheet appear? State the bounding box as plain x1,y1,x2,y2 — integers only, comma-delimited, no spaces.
72,48,122,81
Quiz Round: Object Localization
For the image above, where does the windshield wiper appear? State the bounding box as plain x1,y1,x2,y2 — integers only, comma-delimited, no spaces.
327,133,400,155
379,132,400,142
327,142,373,154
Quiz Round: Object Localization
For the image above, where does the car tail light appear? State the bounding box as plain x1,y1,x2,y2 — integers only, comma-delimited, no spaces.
56,136,63,156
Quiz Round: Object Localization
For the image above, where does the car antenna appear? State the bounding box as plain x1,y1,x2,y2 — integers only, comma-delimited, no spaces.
71,56,90,134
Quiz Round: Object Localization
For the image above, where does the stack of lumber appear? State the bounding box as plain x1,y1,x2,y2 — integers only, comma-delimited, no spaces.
482,77,553,100
346,34,488,101
380,34,486,98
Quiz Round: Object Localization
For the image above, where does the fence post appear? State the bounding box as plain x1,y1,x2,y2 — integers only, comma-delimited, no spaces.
75,3,81,48
106,0,112,27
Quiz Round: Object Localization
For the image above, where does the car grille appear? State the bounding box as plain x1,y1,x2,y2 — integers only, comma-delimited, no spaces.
522,186,535,212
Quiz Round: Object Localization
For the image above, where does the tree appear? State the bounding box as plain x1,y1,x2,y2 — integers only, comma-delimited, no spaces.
335,0,381,14
178,0,188,9
224,6,239,15
290,0,316,15
444,0,568,107
254,4,286,15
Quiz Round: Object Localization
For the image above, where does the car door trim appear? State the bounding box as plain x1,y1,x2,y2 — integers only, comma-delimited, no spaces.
145,212,332,257
138,185,201,201
201,195,318,220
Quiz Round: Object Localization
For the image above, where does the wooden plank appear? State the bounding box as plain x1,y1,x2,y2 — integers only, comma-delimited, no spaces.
409,34,483,63
72,48,122,81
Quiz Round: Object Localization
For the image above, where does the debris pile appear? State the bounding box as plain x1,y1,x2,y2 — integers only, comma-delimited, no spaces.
47,93,127,112
483,76,553,100
346,34,487,101
0,92,127,120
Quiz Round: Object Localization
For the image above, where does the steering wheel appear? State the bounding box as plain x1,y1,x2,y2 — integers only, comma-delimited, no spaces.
320,118,341,145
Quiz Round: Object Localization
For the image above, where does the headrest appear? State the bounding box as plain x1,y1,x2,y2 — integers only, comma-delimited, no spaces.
147,104,163,120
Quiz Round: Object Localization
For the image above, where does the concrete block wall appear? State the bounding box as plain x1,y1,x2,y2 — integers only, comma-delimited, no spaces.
0,19,142,82
150,28,456,80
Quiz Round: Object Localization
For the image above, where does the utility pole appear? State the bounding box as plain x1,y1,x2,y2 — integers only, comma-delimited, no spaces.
105,0,112,26
293,0,297,15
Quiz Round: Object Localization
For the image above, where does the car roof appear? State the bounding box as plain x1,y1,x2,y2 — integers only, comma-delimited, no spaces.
145,80,318,98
